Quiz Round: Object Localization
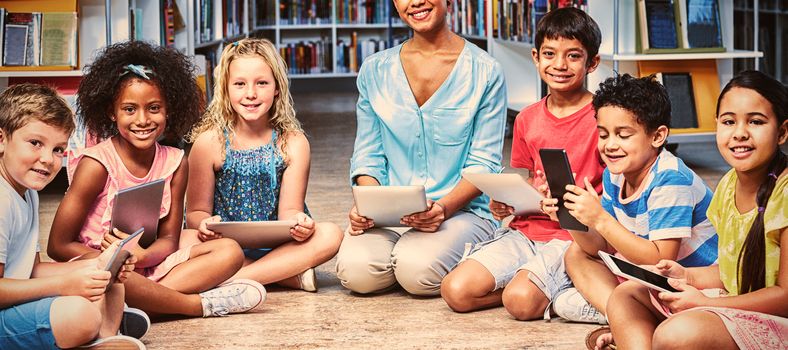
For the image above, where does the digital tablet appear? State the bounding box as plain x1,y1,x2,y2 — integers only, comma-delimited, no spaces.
598,251,679,293
352,185,429,227
462,172,543,216
104,227,143,293
111,179,165,248
206,220,297,249
538,148,588,231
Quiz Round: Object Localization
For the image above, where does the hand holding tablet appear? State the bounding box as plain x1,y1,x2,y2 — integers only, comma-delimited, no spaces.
462,172,543,216
103,227,144,293
352,185,429,228
598,251,679,293
206,220,298,248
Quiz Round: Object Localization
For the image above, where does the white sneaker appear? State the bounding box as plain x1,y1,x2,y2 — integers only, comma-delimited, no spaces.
77,335,146,349
299,268,318,292
553,288,607,324
199,279,266,317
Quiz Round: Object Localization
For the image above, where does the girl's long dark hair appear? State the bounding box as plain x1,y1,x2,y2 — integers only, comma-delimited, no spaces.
716,70,787,294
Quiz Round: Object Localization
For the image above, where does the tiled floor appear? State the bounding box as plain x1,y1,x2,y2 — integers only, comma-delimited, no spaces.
37,92,730,349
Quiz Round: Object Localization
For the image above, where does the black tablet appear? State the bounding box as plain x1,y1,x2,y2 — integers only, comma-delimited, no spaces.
538,148,588,231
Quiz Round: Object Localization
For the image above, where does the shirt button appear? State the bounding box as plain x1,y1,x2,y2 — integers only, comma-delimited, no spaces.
416,133,421,137
420,173,425,177
418,152,423,157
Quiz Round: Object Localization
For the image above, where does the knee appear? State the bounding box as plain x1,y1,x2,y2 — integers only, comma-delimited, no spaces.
207,237,244,264
563,243,586,274
502,285,544,321
394,259,441,296
335,249,389,294
652,314,701,350
440,271,476,313
606,281,643,322
52,296,101,348
312,222,344,256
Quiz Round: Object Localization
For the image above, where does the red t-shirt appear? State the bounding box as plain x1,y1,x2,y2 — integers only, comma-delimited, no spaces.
509,96,605,242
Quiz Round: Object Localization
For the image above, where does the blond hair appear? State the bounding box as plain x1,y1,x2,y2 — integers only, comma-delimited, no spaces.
187,38,302,160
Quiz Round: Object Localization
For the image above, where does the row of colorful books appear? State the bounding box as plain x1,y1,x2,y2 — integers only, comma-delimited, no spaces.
0,9,78,67
254,0,400,26
196,0,245,44
453,0,586,43
279,40,333,75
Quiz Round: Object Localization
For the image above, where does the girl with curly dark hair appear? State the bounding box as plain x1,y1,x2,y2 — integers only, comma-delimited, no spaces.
47,41,266,323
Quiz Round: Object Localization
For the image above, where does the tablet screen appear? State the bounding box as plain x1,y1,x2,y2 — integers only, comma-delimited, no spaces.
609,255,679,293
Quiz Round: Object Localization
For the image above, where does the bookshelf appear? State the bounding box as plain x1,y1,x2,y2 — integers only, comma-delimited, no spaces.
476,0,763,144
189,0,409,86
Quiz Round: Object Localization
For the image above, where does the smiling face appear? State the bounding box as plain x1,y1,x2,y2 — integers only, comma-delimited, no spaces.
716,87,788,175
111,78,167,152
597,106,667,188
392,0,450,34
532,36,598,94
0,120,69,196
227,56,278,126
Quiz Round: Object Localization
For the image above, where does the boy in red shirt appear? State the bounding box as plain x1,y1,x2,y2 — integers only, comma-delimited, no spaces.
441,7,606,322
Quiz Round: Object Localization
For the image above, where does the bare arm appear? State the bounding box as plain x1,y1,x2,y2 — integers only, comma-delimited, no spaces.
133,156,188,268
185,131,220,230
277,132,310,220
662,228,788,317
1,256,108,308
47,157,109,261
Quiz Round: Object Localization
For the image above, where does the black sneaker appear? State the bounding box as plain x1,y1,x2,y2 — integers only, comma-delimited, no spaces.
120,307,150,339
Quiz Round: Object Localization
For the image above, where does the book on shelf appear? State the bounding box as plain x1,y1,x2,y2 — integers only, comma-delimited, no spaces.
638,0,679,51
4,12,41,66
40,12,77,66
336,0,388,25
0,8,6,66
253,0,276,27
336,32,392,74
280,0,331,25
3,23,27,66
280,39,332,75
636,0,725,53
656,72,698,129
682,0,722,49
638,60,719,132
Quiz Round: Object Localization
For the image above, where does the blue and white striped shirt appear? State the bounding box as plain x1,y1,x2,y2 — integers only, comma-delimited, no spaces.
601,150,718,267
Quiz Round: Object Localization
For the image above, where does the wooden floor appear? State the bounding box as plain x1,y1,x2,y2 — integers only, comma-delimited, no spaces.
37,92,730,349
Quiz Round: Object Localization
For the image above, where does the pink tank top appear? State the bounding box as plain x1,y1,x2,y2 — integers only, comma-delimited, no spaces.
66,138,184,249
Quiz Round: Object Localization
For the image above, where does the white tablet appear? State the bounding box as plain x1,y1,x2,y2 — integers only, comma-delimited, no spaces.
111,179,165,248
598,251,679,293
206,220,297,249
352,185,429,227
462,172,544,216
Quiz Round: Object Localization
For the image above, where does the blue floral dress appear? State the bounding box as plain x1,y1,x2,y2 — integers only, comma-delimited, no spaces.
213,130,307,258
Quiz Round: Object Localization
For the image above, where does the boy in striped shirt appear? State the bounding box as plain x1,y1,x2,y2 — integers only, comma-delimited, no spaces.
543,74,718,323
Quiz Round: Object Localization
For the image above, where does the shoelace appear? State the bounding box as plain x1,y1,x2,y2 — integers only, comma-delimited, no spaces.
205,285,252,316
579,304,601,321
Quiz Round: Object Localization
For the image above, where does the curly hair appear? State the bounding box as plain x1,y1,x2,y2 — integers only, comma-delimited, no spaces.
0,83,75,137
77,40,204,144
187,38,302,161
592,73,671,133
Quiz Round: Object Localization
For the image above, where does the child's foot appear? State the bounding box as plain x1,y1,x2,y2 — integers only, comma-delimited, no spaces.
119,307,150,339
75,334,146,349
585,326,615,350
299,268,318,292
553,288,607,324
199,279,266,317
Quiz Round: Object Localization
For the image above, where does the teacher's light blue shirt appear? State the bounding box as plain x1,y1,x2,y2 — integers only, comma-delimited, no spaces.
350,40,507,221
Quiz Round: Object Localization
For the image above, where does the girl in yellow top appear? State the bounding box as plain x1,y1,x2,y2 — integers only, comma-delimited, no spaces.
599,70,787,350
